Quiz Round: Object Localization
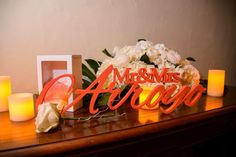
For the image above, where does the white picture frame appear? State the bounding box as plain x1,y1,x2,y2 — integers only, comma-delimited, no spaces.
37,55,82,112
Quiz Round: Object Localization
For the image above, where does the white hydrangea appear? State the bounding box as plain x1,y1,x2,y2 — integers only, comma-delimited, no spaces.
182,64,200,85
166,50,181,64
154,43,167,51
146,47,160,61
96,40,200,90
113,53,130,67
136,40,153,50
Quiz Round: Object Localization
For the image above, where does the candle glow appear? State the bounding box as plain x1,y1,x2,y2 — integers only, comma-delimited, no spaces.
138,109,160,124
139,86,160,110
8,93,35,122
205,96,223,111
0,76,11,112
207,70,225,97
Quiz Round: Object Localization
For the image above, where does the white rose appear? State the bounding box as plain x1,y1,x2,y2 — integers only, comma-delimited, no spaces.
127,61,147,73
152,58,163,66
179,59,190,66
96,58,113,76
136,40,153,50
123,46,145,61
158,60,175,70
146,48,159,60
112,46,120,56
131,48,145,61
154,43,166,51
166,50,181,64
35,103,60,133
113,54,130,67
116,46,129,55
182,64,200,85
174,66,185,76
159,49,167,60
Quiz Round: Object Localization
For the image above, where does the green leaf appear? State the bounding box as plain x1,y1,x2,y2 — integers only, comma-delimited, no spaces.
140,53,151,64
85,59,101,74
138,39,146,42
102,49,114,58
119,85,131,97
120,85,127,91
140,53,158,67
186,57,196,62
83,94,92,107
82,63,96,81
82,79,92,89
98,61,102,65
200,79,207,94
200,79,208,88
98,93,111,106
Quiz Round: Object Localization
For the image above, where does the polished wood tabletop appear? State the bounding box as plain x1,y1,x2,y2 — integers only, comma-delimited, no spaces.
1,87,236,156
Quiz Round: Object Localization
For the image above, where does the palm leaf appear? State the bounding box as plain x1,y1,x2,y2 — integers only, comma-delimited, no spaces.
98,61,102,65
137,39,146,42
140,53,151,64
82,63,96,82
186,57,196,62
102,49,114,58
85,59,101,74
98,93,111,106
82,79,92,89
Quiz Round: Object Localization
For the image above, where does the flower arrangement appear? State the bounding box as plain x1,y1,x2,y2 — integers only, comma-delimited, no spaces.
86,39,200,105
97,39,200,89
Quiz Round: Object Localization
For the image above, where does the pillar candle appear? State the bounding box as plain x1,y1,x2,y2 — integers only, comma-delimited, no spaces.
207,70,225,97
0,76,11,112
139,86,159,110
8,93,35,122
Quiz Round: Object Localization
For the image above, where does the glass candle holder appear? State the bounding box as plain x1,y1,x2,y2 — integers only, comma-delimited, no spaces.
0,76,12,112
207,70,225,97
8,93,35,122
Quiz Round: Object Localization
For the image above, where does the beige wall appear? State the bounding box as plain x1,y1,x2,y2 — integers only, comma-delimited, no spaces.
0,0,235,93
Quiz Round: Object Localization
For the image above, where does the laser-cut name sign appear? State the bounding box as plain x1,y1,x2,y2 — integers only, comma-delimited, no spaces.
36,65,206,114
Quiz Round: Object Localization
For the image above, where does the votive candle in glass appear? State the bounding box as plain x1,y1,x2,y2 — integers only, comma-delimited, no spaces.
0,76,11,112
207,70,225,97
8,93,35,122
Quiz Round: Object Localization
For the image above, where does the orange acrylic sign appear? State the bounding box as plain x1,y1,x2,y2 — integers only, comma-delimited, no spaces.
36,65,206,114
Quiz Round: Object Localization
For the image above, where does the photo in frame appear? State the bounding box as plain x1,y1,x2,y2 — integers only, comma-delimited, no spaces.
37,55,82,112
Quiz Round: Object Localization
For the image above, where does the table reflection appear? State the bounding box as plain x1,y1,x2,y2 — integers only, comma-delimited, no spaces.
138,109,160,124
205,96,223,111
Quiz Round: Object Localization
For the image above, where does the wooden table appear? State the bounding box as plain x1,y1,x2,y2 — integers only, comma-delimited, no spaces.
1,87,236,157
